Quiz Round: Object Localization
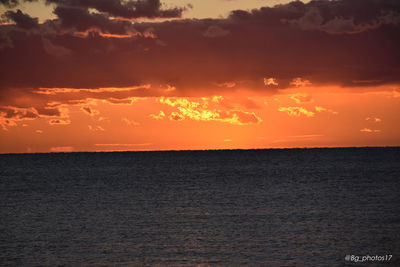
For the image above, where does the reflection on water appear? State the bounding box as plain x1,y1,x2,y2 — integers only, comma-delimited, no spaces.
1,148,399,266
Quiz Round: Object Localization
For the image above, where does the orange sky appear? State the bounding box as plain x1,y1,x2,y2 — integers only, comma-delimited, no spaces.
1,83,399,153
0,0,399,153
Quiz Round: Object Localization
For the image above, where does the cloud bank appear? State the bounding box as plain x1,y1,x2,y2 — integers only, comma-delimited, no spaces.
0,0,399,118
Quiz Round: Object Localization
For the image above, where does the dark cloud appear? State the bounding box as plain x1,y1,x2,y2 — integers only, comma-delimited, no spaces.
0,0,19,8
285,3,400,34
53,6,134,34
0,0,37,8
42,38,72,58
35,107,61,116
0,106,39,119
2,9,38,29
81,106,91,114
0,30,12,49
203,25,230,38
46,0,185,19
0,0,399,100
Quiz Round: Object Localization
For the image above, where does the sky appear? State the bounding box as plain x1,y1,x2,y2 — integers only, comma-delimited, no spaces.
0,0,399,153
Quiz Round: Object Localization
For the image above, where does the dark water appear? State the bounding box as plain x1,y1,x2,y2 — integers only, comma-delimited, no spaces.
1,148,399,266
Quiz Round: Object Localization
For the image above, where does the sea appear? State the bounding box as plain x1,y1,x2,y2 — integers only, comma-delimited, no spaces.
1,147,399,266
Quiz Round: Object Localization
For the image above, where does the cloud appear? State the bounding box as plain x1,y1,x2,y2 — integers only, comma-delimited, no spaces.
105,97,137,105
122,117,139,126
48,118,71,125
315,105,338,115
203,25,230,37
0,106,39,130
35,107,62,116
0,106,38,119
215,82,236,88
0,103,71,129
366,116,381,123
278,106,315,117
22,87,150,111
0,30,12,49
46,0,185,19
81,106,99,116
0,0,18,8
52,6,135,34
2,9,38,29
360,128,381,133
88,125,104,131
0,0,399,107
42,38,73,58
0,0,37,8
290,77,311,87
169,111,184,121
0,119,16,130
264,78,278,86
231,110,262,125
290,93,313,104
149,110,165,120
159,97,262,125
284,0,400,34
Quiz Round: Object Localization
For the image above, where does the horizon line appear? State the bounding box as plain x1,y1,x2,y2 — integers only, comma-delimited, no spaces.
1,145,399,156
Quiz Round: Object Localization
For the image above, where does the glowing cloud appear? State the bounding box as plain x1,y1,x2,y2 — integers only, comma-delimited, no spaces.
88,125,105,131
159,97,262,125
49,119,71,125
169,112,185,121
366,117,382,123
290,78,312,87
315,106,338,115
290,93,313,104
360,128,381,133
149,111,165,120
264,78,278,86
278,106,315,117
122,118,139,126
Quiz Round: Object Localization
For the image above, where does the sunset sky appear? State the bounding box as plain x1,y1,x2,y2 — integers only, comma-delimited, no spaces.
0,0,399,153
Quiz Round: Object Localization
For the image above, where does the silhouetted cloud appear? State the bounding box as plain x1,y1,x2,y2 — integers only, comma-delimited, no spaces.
0,0,18,8
46,0,185,19
35,107,61,116
53,6,134,34
203,25,230,37
0,106,38,119
2,9,38,29
81,106,99,116
0,0,37,8
0,0,399,103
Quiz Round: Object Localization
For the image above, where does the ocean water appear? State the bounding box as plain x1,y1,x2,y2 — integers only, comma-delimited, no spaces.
0,147,399,266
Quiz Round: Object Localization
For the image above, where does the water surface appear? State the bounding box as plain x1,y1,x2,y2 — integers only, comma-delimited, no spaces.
1,148,399,266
